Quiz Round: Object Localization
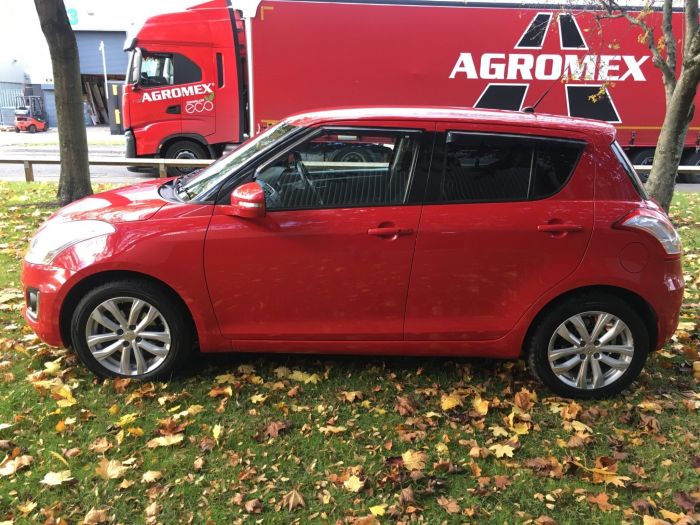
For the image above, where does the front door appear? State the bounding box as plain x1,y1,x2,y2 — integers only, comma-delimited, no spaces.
204,124,432,341
405,125,595,341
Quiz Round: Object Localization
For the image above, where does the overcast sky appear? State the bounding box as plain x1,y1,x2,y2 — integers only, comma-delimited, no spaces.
0,0,200,84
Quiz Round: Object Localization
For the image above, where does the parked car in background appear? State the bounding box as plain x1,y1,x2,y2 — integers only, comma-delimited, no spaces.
22,107,683,398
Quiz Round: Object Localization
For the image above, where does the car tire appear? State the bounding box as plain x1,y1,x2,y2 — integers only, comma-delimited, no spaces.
331,146,377,163
70,279,194,380
164,140,208,176
526,292,649,399
680,150,700,183
28,125,37,134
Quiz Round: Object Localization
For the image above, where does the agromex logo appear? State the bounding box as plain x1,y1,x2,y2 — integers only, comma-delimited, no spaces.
447,12,649,122
141,83,214,103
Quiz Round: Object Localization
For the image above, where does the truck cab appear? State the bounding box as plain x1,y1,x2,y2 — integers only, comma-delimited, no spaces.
123,1,245,172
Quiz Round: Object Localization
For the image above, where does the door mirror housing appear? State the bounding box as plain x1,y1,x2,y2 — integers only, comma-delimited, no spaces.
228,182,266,218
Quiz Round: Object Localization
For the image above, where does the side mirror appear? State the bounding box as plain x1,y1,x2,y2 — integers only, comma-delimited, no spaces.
228,182,266,219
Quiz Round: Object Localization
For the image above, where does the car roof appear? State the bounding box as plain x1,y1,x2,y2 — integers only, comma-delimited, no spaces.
284,106,616,140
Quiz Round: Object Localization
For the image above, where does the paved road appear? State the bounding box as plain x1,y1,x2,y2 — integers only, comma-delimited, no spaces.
1,127,699,190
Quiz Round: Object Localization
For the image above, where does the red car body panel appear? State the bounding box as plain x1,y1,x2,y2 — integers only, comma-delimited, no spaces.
22,108,683,362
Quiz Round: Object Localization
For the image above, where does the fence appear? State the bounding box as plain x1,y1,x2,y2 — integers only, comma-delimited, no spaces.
0,155,697,183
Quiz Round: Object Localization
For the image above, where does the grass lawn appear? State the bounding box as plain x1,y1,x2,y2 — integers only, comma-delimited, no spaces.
0,182,698,525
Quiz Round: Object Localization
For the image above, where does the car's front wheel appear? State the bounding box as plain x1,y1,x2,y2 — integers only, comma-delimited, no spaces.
70,280,194,380
526,293,649,398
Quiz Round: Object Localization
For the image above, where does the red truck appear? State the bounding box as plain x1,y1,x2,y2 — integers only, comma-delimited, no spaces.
122,0,700,181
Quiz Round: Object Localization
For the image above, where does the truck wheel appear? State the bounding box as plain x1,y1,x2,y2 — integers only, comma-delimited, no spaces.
14,127,19,133
680,151,700,183
526,292,649,399
332,146,377,163
164,140,208,176
28,125,37,134
629,149,654,183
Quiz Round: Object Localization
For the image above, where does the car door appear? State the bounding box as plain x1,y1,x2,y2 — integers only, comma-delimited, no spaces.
404,124,595,341
204,123,433,341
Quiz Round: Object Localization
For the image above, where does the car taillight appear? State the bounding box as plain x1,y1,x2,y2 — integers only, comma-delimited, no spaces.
616,207,681,256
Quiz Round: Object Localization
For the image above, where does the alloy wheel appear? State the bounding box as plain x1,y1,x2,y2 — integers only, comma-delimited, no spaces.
84,296,171,376
547,311,634,390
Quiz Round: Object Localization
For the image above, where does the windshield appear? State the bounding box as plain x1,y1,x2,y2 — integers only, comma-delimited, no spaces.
177,122,300,201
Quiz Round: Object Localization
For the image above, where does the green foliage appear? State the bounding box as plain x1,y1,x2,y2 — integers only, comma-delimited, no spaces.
0,183,698,524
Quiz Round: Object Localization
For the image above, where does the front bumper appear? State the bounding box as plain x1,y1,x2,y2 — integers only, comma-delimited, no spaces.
21,261,74,348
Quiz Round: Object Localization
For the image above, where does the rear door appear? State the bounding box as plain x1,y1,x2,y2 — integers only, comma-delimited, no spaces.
404,124,595,341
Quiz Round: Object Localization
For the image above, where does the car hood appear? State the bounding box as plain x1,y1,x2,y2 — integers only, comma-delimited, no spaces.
51,179,169,224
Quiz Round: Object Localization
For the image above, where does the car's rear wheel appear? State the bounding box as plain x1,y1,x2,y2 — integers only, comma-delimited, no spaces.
70,280,194,380
28,124,37,134
526,293,649,398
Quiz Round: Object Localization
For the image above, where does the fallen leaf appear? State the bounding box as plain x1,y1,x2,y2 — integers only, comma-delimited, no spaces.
395,396,416,416
40,470,73,486
437,496,460,514
244,499,262,514
440,393,463,411
83,507,109,524
402,449,427,471
281,488,305,511
141,470,162,483
587,492,615,512
489,443,514,458
343,475,365,492
146,434,184,448
95,458,127,480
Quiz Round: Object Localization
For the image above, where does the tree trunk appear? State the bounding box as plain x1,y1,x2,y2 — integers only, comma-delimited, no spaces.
34,0,92,205
646,66,700,211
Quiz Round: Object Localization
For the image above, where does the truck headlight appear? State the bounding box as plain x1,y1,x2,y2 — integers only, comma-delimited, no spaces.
25,220,116,265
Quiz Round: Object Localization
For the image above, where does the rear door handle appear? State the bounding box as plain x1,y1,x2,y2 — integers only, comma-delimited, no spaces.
367,227,414,237
537,223,583,233
166,104,181,114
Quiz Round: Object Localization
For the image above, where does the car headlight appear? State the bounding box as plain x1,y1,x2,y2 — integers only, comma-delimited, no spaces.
25,220,116,265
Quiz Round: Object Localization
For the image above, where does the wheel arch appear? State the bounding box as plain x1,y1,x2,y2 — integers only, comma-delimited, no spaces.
158,133,216,159
522,285,658,357
59,270,198,349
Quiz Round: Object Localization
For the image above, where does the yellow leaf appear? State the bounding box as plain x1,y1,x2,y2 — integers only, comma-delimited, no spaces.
343,475,364,492
116,413,138,428
250,394,268,404
49,451,70,467
108,404,120,416
141,470,162,483
490,425,509,437
440,393,463,411
95,458,127,480
55,420,66,433
659,509,684,522
319,425,346,435
212,424,222,442
489,444,515,458
127,427,144,437
40,470,73,486
402,449,427,471
369,504,387,516
146,434,184,448
472,396,489,416
289,370,321,384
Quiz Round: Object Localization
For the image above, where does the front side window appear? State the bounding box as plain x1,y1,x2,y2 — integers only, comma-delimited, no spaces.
138,52,201,87
439,133,584,203
255,129,420,210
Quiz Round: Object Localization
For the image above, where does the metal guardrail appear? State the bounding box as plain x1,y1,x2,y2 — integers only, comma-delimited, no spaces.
0,155,699,183
0,156,212,181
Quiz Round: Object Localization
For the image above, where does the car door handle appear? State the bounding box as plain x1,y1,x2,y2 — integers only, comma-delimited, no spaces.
537,223,583,233
166,104,181,114
367,227,414,237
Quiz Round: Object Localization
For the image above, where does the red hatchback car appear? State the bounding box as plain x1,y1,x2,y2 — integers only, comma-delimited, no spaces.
22,107,683,398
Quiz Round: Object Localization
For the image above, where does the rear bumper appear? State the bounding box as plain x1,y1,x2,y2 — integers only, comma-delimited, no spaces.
653,257,684,349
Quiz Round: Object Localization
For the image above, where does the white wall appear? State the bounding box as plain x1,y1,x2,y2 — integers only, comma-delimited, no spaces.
0,0,201,84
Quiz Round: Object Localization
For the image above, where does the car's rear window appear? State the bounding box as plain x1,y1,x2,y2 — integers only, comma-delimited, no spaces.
611,141,649,199
437,132,585,203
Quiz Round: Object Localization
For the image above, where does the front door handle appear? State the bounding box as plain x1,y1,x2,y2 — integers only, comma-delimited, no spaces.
367,226,414,237
537,223,583,233
166,104,181,114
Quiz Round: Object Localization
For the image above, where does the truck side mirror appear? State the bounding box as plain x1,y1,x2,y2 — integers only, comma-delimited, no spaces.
227,182,266,219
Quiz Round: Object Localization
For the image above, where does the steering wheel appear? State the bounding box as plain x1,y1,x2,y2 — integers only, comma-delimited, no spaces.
257,180,282,208
295,157,324,206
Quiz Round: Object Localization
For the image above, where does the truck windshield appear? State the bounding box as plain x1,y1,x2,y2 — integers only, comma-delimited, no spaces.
176,122,299,202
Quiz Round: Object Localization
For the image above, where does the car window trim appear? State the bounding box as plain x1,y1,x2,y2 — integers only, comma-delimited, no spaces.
250,126,428,212
425,131,587,205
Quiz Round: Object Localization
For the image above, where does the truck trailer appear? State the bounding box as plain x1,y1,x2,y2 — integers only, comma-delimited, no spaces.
121,0,700,181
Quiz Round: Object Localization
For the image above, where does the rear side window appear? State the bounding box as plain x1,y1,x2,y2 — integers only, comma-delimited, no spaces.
438,132,584,203
612,141,649,199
